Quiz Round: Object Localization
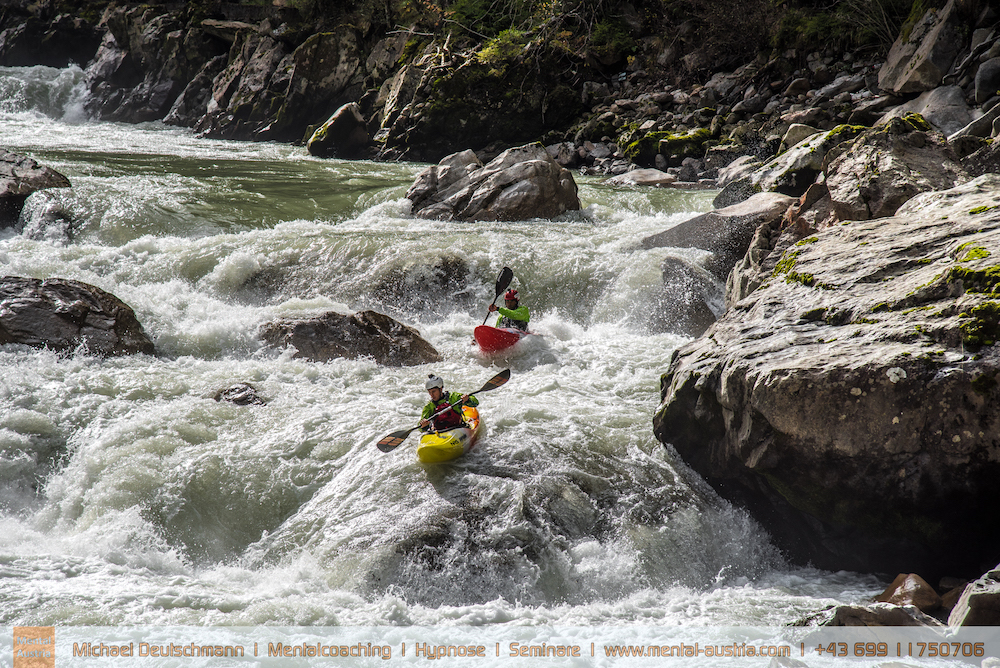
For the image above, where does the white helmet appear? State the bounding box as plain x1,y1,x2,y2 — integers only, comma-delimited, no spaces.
425,374,444,390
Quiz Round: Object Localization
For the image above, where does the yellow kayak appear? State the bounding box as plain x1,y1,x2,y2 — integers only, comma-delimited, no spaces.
416,406,482,463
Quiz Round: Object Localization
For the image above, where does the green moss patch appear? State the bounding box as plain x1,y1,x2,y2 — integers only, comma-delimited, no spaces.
949,264,1000,296
971,373,998,394
960,301,1000,349
901,112,932,132
957,242,992,263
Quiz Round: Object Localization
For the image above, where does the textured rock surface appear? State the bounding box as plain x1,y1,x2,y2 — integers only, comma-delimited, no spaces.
259,310,442,366
825,116,968,221
0,276,154,355
653,175,1000,578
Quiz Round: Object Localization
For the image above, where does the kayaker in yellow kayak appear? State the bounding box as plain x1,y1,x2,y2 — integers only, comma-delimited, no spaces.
488,289,530,331
419,375,479,432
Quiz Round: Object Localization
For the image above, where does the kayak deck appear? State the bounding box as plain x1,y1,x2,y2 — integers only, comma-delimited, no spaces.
416,406,482,463
474,325,527,353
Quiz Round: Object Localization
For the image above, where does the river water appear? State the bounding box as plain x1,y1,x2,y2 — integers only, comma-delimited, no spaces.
0,64,888,645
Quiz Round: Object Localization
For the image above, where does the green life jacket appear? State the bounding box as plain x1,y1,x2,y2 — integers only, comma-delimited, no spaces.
495,304,529,331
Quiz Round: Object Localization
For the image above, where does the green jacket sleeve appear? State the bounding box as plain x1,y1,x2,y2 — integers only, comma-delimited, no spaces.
495,305,529,324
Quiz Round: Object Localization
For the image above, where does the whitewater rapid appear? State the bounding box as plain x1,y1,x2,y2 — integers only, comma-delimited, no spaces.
0,64,886,633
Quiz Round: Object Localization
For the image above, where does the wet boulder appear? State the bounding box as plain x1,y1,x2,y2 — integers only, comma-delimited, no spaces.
653,175,1000,580
0,151,71,228
0,276,155,355
406,144,580,222
949,565,1000,626
259,310,441,366
640,191,794,280
649,256,721,338
606,168,677,187
371,253,472,316
213,382,266,405
306,102,369,159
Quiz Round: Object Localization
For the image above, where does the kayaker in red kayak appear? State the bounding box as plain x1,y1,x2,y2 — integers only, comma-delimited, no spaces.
488,289,530,331
419,374,479,432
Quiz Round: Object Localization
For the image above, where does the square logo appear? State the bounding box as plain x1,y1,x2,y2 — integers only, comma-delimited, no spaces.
13,627,55,668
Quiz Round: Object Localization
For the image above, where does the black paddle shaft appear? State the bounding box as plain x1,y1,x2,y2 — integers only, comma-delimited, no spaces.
482,266,514,325
376,369,511,452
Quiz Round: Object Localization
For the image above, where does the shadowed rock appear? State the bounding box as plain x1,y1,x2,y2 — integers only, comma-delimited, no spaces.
306,102,369,159
259,310,441,366
0,151,71,228
0,276,154,355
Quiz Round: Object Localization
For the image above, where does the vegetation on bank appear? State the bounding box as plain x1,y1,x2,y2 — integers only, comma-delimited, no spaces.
45,0,947,80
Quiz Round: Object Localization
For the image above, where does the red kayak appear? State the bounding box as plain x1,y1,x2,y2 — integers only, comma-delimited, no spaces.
474,325,528,353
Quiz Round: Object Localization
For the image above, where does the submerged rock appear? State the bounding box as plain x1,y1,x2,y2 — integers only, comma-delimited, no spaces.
213,383,266,405
0,276,155,355
653,175,1000,579
259,310,441,366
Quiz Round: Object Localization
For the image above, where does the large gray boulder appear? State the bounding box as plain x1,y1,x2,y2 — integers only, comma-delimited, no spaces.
877,0,964,94
641,191,795,280
0,151,71,227
259,310,441,366
825,115,968,221
0,276,155,355
653,175,1000,579
406,144,580,222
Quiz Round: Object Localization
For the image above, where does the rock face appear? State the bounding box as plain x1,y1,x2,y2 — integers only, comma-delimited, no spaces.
259,310,442,366
712,125,864,208
877,0,964,94
406,144,580,222
0,276,155,356
824,115,968,221
653,175,1000,579
0,151,71,227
